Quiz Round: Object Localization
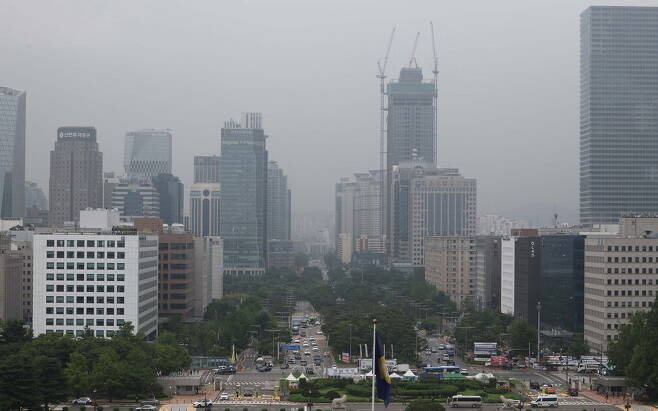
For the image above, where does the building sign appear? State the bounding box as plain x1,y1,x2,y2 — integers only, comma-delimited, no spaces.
57,127,96,141
281,345,300,351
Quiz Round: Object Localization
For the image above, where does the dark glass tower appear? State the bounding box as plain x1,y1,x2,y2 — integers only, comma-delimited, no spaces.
219,113,268,274
580,7,658,224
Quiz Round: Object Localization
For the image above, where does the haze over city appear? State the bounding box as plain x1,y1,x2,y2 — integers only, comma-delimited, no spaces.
2,0,653,224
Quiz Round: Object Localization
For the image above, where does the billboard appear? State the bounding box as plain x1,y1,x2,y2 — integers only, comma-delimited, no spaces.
281,345,300,351
473,342,497,355
57,126,97,141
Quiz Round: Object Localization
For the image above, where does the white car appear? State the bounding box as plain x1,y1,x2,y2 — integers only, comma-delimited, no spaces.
72,398,93,405
530,395,558,408
219,392,229,400
304,350,311,355
192,399,213,408
313,346,319,351
136,406,157,411
303,342,310,347
316,330,323,334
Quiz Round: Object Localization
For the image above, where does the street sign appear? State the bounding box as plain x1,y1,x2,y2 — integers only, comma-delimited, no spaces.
281,345,300,351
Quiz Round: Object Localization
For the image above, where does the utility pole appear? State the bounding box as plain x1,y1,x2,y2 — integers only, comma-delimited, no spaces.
349,323,352,360
536,301,542,366
265,329,279,358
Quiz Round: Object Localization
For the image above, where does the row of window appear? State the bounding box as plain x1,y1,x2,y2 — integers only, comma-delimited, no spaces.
606,300,653,308
607,267,658,274
607,256,658,263
46,295,125,304
46,285,126,293
607,245,658,252
46,273,125,281
45,329,112,337
46,262,126,270
46,251,125,259
46,306,124,315
607,278,654,285
46,239,125,248
46,318,124,326
606,289,654,297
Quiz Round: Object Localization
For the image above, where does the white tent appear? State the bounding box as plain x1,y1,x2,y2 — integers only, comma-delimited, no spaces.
390,372,403,379
298,373,308,381
403,369,416,381
286,373,298,382
364,370,374,378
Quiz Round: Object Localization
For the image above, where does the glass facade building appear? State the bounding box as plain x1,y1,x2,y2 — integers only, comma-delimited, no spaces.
0,87,25,218
219,113,268,274
152,173,184,225
124,129,172,181
580,7,658,224
539,235,585,333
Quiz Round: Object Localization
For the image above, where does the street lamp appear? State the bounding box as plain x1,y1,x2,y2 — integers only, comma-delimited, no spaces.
536,301,542,367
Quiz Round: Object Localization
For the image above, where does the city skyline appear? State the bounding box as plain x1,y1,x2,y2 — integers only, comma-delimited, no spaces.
6,1,658,223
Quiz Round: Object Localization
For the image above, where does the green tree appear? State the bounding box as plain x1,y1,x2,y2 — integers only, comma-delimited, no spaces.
405,399,445,410
91,348,125,401
0,320,32,345
507,320,537,356
33,355,68,410
0,353,37,409
294,252,309,268
65,352,92,397
153,343,191,375
567,334,590,358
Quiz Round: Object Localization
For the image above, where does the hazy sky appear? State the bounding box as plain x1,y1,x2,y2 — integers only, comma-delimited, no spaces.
2,0,656,224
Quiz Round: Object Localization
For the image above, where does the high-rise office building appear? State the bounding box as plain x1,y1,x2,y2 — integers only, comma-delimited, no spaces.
193,236,223,317
25,181,48,211
500,233,541,326
584,216,658,353
425,236,479,309
335,178,358,259
32,229,159,338
190,183,220,237
152,173,184,225
111,180,160,218
267,161,290,241
219,113,268,275
124,129,172,180
0,87,25,218
49,127,103,226
194,155,221,184
158,230,195,318
580,7,658,225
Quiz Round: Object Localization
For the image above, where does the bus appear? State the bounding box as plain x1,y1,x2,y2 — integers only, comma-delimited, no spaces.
447,395,482,408
423,366,461,376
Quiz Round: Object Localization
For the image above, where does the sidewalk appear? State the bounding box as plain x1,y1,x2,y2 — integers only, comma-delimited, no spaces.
580,390,658,410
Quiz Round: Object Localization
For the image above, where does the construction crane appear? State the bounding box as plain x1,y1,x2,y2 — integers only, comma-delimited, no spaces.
430,22,439,166
377,27,395,254
408,31,420,68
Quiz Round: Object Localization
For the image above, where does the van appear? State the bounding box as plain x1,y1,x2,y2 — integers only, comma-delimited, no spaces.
530,395,558,408
448,395,482,408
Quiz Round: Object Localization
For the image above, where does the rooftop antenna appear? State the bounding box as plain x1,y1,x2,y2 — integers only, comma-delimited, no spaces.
409,31,420,68
430,22,439,166
377,27,395,252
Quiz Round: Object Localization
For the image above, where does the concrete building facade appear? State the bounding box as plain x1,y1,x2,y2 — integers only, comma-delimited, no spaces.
158,231,195,318
193,236,223,317
189,183,220,237
49,127,103,226
424,236,478,309
194,155,221,184
33,229,159,338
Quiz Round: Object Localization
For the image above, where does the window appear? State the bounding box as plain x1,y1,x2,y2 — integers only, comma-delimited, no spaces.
86,296,94,303
46,318,54,325
77,263,84,270
67,273,74,281
56,296,64,303
76,297,84,303
46,262,54,269
86,307,93,314
107,274,115,281
57,251,64,258
107,285,115,292
66,319,74,326
117,297,124,304
57,240,64,247
117,308,124,315
97,274,104,281
66,296,74,303
77,251,84,258
86,285,93,292
107,296,115,304
46,240,54,247
76,307,83,314
117,286,124,293
96,319,104,326
117,274,125,281
117,252,125,259
106,319,114,326
107,240,115,247
96,252,105,258
86,240,95,247
56,273,64,281
56,262,64,269
77,274,84,281
87,251,94,258
97,240,105,247
96,286,104,293
117,319,125,326
76,319,84,326
46,251,54,258
86,319,94,326
86,274,94,281
96,308,104,315
107,263,115,270
97,263,105,270
86,263,94,270
46,273,54,280
118,241,125,248
46,307,53,314
96,297,104,304
107,308,114,315
77,240,84,247
46,285,54,292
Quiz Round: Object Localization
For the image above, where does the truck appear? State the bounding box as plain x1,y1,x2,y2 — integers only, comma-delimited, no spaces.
489,355,509,368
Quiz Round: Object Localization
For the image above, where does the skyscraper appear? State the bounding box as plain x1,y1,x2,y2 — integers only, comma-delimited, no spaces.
0,87,25,218
219,113,268,275
124,129,172,180
194,155,221,184
111,180,160,218
267,161,290,241
580,7,658,225
152,173,184,224
49,127,103,226
190,183,220,237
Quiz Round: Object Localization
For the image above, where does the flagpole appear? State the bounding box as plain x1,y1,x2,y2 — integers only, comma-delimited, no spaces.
371,318,377,411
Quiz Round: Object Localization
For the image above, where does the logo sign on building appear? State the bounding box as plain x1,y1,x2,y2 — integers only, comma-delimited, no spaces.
281,345,300,351
57,127,97,141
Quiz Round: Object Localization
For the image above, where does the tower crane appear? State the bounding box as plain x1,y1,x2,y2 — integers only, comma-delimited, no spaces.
377,28,395,254
408,32,420,68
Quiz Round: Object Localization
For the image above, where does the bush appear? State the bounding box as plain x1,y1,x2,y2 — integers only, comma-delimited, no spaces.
326,390,341,400
345,384,371,397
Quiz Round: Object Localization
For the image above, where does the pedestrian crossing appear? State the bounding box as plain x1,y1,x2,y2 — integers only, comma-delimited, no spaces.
557,397,605,406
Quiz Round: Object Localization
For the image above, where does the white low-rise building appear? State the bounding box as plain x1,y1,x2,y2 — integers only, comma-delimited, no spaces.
33,228,158,338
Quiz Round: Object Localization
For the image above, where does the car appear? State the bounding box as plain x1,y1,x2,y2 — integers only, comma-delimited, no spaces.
316,330,323,334
280,363,289,369
431,347,437,353
460,369,469,376
136,405,157,411
530,394,558,408
140,399,159,407
73,398,93,405
306,367,314,374
313,347,319,351
300,360,308,366
303,342,310,347
438,345,445,350
243,389,254,397
304,350,311,355
568,388,579,397
192,399,213,408
219,392,230,401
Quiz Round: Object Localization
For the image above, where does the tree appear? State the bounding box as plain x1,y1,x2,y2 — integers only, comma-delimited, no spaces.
294,252,309,268
0,320,32,345
65,352,92,397
507,320,537,356
153,343,190,375
0,353,37,410
567,334,590,358
33,355,68,410
405,399,445,410
91,348,126,401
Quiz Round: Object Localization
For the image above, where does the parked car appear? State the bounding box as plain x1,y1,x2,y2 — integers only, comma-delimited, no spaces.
306,367,314,374
72,398,93,405
140,399,159,407
300,360,308,366
192,399,213,408
568,388,579,397
530,394,558,408
136,405,157,411
219,392,230,400
243,389,254,397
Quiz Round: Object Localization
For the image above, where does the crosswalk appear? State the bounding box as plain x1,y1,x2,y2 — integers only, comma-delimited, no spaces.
558,397,606,406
